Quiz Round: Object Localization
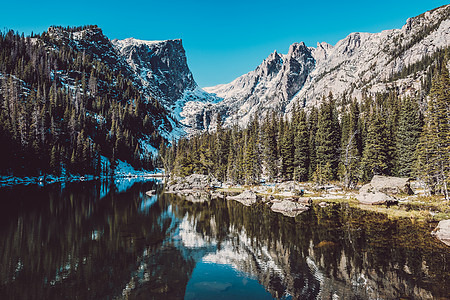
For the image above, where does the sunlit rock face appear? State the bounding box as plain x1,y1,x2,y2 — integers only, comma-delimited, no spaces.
184,5,450,131
43,5,450,135
203,42,315,128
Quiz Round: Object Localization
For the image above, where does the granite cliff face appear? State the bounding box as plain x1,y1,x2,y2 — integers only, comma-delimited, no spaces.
287,4,450,111
180,4,450,132
112,38,197,107
203,42,315,127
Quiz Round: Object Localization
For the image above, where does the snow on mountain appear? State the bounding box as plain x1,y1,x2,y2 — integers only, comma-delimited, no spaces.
46,4,450,136
44,26,188,157
112,38,197,107
112,37,224,136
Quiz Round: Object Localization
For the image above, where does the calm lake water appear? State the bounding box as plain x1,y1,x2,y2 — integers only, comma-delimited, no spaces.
0,179,449,299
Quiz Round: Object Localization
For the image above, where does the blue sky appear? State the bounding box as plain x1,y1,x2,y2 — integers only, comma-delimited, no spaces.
2,1,449,87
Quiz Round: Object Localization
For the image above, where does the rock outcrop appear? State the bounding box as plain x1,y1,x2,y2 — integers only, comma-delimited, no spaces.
357,175,413,205
112,38,196,107
227,190,259,206
202,42,315,129
166,174,221,192
432,219,450,246
271,200,310,217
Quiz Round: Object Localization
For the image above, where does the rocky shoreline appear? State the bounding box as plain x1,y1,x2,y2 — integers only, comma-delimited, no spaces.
164,174,450,247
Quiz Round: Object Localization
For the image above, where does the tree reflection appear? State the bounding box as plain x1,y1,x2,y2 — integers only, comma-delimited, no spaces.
165,193,450,299
0,181,192,299
0,184,448,299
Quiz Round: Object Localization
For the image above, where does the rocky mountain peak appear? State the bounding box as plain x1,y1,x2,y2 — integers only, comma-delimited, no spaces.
256,50,284,79
189,5,450,132
112,38,197,107
45,25,133,77
287,42,308,56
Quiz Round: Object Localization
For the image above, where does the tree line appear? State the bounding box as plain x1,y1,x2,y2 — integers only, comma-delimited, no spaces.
161,56,449,199
0,28,169,177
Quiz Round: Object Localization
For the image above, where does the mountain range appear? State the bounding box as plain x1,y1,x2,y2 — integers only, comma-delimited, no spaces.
0,4,449,175
44,4,450,135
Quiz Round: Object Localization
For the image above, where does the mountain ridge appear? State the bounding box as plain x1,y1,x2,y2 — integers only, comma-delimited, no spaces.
185,4,450,131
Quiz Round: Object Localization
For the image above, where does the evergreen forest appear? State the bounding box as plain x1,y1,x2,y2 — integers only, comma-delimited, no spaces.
0,27,170,177
161,50,450,199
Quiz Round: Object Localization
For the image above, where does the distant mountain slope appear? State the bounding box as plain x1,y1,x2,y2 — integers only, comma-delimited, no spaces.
112,38,197,107
191,4,450,130
203,42,314,127
288,4,450,111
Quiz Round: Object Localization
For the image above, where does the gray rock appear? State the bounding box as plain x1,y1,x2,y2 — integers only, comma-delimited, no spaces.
357,175,413,205
271,200,309,217
432,219,450,247
183,191,211,203
227,190,258,206
112,38,197,107
275,181,305,193
146,190,156,196
360,175,413,195
167,174,221,192
356,192,397,205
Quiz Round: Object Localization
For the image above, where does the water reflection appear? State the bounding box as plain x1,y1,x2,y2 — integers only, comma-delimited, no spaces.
0,181,449,299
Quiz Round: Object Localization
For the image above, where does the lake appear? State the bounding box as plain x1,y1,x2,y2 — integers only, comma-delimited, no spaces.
0,179,449,299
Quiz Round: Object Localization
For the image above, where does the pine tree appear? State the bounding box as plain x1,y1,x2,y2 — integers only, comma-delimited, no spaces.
308,107,318,180
315,94,340,180
214,114,228,182
339,100,361,188
50,145,60,175
243,119,260,184
396,97,422,177
280,119,294,180
416,67,450,199
361,112,393,181
262,112,278,181
293,109,309,182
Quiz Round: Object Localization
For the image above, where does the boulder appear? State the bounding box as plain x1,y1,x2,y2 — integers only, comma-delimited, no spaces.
432,219,450,247
146,190,157,196
275,181,305,194
357,175,413,205
183,191,211,203
227,190,258,206
361,175,413,195
167,174,221,192
357,192,398,205
271,200,309,217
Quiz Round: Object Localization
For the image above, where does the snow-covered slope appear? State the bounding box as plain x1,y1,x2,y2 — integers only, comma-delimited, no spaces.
111,37,221,135
44,4,450,135
111,38,196,106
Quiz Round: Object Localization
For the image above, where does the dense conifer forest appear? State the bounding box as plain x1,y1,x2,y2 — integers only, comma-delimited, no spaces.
161,49,450,199
0,27,169,177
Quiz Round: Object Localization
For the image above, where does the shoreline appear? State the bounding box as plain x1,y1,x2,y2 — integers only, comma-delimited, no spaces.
0,172,166,188
165,175,450,222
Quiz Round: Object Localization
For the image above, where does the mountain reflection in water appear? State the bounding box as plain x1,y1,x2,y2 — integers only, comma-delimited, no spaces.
0,180,448,299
